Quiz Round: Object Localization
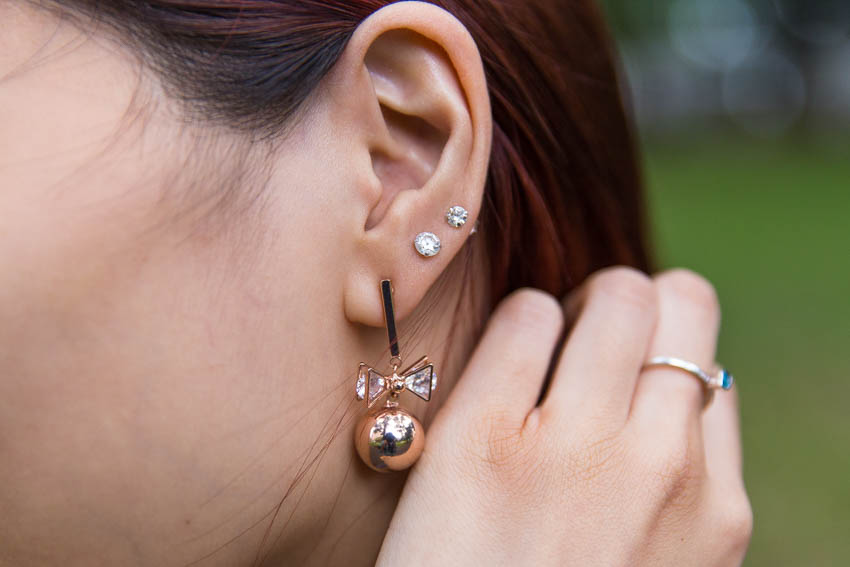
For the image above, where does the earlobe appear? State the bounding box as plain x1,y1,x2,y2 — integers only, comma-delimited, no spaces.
334,1,492,329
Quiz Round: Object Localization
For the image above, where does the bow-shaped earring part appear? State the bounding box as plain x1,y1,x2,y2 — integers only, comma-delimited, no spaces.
356,356,437,408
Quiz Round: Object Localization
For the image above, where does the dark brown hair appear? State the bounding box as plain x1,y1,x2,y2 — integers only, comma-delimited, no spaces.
35,0,651,563
38,0,651,302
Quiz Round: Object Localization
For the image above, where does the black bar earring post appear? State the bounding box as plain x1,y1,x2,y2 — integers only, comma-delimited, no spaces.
380,279,400,358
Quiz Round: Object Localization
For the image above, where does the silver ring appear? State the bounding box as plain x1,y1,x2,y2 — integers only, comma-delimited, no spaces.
643,356,734,391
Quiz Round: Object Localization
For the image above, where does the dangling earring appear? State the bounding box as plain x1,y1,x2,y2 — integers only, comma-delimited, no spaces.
354,279,437,472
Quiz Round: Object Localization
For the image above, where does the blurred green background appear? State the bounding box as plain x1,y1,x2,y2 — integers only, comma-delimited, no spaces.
647,140,850,566
601,1,850,565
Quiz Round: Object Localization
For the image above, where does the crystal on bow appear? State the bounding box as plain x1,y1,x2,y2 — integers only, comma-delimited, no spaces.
404,363,435,401
356,364,387,405
355,356,436,408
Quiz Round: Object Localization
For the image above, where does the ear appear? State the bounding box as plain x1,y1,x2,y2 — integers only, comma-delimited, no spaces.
333,1,492,328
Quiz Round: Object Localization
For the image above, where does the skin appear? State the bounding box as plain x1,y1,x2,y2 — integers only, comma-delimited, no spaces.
380,271,753,566
0,2,751,566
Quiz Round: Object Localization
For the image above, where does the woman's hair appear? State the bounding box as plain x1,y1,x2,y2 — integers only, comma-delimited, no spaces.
30,1,652,563
37,0,652,304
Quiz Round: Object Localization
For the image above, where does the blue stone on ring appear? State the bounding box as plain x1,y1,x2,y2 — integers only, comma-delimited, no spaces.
720,369,734,390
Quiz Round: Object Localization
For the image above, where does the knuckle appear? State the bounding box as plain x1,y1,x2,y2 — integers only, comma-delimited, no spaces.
716,493,754,552
565,430,627,484
644,434,703,504
464,409,547,491
465,408,522,466
570,401,624,437
656,268,720,320
660,441,693,481
485,413,524,464
497,287,564,334
588,266,657,313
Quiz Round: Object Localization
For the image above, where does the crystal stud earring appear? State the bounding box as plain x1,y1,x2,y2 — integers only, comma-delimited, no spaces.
354,280,437,472
414,231,441,257
446,205,468,228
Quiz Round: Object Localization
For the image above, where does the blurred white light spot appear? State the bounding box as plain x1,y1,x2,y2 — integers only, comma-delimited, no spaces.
722,50,807,137
669,0,769,70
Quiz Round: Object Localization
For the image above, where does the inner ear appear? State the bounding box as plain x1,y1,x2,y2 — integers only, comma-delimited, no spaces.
363,30,456,231
366,107,448,230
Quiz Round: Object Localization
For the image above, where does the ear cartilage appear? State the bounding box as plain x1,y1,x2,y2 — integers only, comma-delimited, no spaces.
446,205,468,228
414,231,441,257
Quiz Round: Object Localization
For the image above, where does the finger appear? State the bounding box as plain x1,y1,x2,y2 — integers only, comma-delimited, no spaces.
541,267,658,426
703,383,744,489
446,288,564,424
629,269,721,429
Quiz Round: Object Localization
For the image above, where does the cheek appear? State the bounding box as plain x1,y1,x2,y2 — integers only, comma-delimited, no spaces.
0,15,285,551
0,6,363,555
0,173,211,549
0,149,356,557
0,4,170,368
0,216,331,554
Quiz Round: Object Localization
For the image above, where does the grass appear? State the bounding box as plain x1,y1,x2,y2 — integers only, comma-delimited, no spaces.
643,138,850,566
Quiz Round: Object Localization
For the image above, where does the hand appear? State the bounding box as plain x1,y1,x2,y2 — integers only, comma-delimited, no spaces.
377,267,752,566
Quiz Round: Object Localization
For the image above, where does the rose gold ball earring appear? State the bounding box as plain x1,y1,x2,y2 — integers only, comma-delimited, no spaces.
353,279,437,472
